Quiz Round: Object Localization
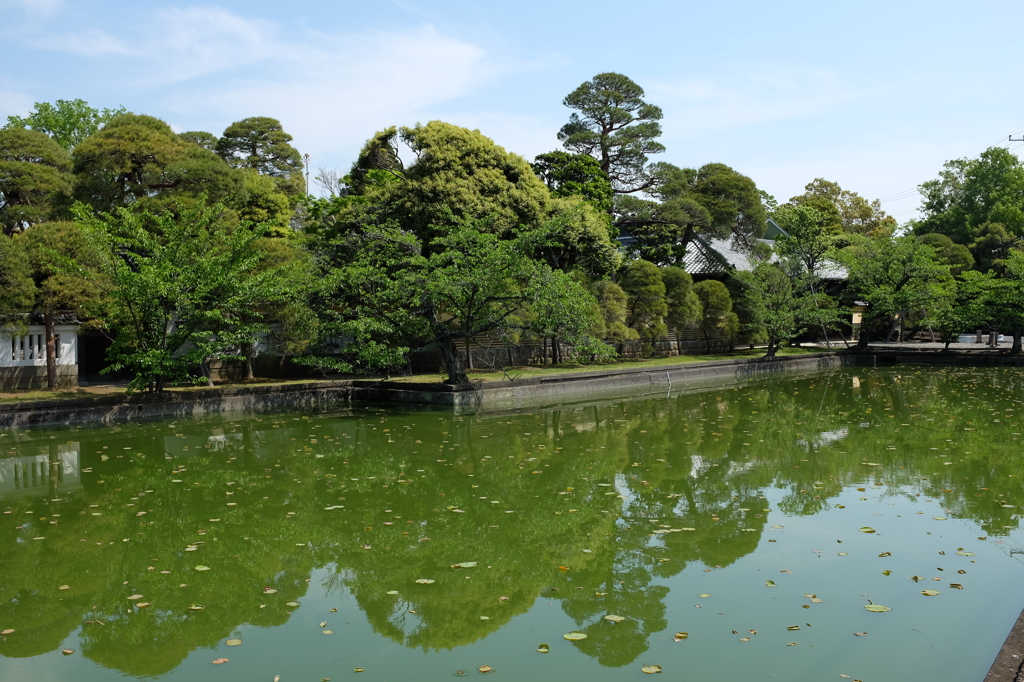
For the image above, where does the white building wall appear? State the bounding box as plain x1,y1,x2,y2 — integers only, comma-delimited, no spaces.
0,324,78,369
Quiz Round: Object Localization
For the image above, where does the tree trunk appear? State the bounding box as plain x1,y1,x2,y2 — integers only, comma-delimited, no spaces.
857,329,870,350
200,361,214,387
439,339,469,384
764,337,777,358
703,329,711,354
1012,331,1022,355
43,310,57,389
245,354,255,380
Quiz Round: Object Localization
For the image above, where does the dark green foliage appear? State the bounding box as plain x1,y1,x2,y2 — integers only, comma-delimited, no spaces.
614,193,710,265
72,114,241,214
0,128,73,235
693,279,737,353
918,233,975,275
558,73,665,194
659,162,766,241
619,259,667,342
0,233,34,325
216,117,305,195
178,131,219,151
531,150,613,214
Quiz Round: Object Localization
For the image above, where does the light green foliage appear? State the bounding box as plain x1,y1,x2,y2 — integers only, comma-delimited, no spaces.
0,128,73,235
21,221,105,314
789,178,894,236
916,147,1024,244
531,150,613,214
590,279,638,344
525,195,619,276
558,73,665,194
619,259,668,342
733,263,799,357
990,252,1024,352
528,268,613,364
771,204,833,276
73,114,241,214
76,198,290,391
231,169,293,237
837,234,954,347
0,233,34,326
216,117,305,196
5,99,126,151
918,233,974,275
342,122,550,246
693,279,736,353
932,269,995,348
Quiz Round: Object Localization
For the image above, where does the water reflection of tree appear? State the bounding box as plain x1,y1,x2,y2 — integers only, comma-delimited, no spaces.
4,368,1024,673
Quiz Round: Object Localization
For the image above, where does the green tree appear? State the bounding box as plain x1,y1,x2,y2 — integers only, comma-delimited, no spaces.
590,279,639,345
619,260,667,344
337,122,551,247
558,73,665,194
76,198,290,391
216,117,305,196
693,279,736,353
789,178,895,236
0,233,34,327
524,195,619,276
915,147,1024,244
177,130,219,151
968,222,1019,273
657,162,766,241
662,266,701,353
613,193,710,265
0,128,73,235
5,99,126,151
72,114,241,214
837,234,954,348
531,150,613,214
20,221,106,387
733,263,798,357
918,233,975,275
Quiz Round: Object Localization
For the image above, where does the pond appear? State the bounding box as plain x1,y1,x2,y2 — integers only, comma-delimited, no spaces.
2,366,1024,682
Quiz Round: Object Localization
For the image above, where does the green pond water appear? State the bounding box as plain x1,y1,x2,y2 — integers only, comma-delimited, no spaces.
2,366,1024,681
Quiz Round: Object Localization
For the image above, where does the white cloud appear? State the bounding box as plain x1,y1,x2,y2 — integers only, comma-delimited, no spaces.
28,27,133,55
652,66,857,137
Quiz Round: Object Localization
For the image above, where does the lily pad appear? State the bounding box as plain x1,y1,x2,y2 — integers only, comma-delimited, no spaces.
865,604,891,612
604,614,626,622
563,632,588,641
537,643,550,653
765,580,776,587
859,527,876,533
641,665,663,674
478,665,493,673
921,589,940,596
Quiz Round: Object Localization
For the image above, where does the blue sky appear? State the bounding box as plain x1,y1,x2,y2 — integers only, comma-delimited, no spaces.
2,0,1022,222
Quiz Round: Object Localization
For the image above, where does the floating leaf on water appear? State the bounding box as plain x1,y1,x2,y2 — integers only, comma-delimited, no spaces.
674,632,688,640
640,665,662,674
859,527,875,533
136,602,151,608
353,668,364,673
921,589,940,596
604,614,626,622
1,629,13,635
478,665,494,673
225,639,242,646
286,601,300,607
263,588,278,594
765,580,776,587
127,594,144,600
194,566,210,571
188,604,205,611
319,621,327,628
811,598,822,603
415,579,435,585
803,593,816,598
933,517,947,521
865,604,891,612
563,632,588,641
451,562,478,569
698,593,711,598
537,643,550,653
212,658,229,664
322,630,333,635
61,649,74,655
787,642,798,646
58,585,70,591
882,570,892,576
386,591,399,596
854,632,868,636
838,552,848,556
956,551,975,556
950,583,964,590
740,637,750,642
787,625,800,631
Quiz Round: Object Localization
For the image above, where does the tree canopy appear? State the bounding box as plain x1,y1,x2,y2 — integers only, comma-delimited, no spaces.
0,128,73,235
558,72,665,194
5,99,127,151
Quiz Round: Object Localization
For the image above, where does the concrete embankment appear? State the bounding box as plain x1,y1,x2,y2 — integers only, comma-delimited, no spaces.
1,352,869,428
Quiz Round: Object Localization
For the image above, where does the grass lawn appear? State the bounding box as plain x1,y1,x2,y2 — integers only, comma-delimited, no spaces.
0,346,829,405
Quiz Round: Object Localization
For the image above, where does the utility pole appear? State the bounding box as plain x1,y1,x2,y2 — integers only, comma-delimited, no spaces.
304,153,311,195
